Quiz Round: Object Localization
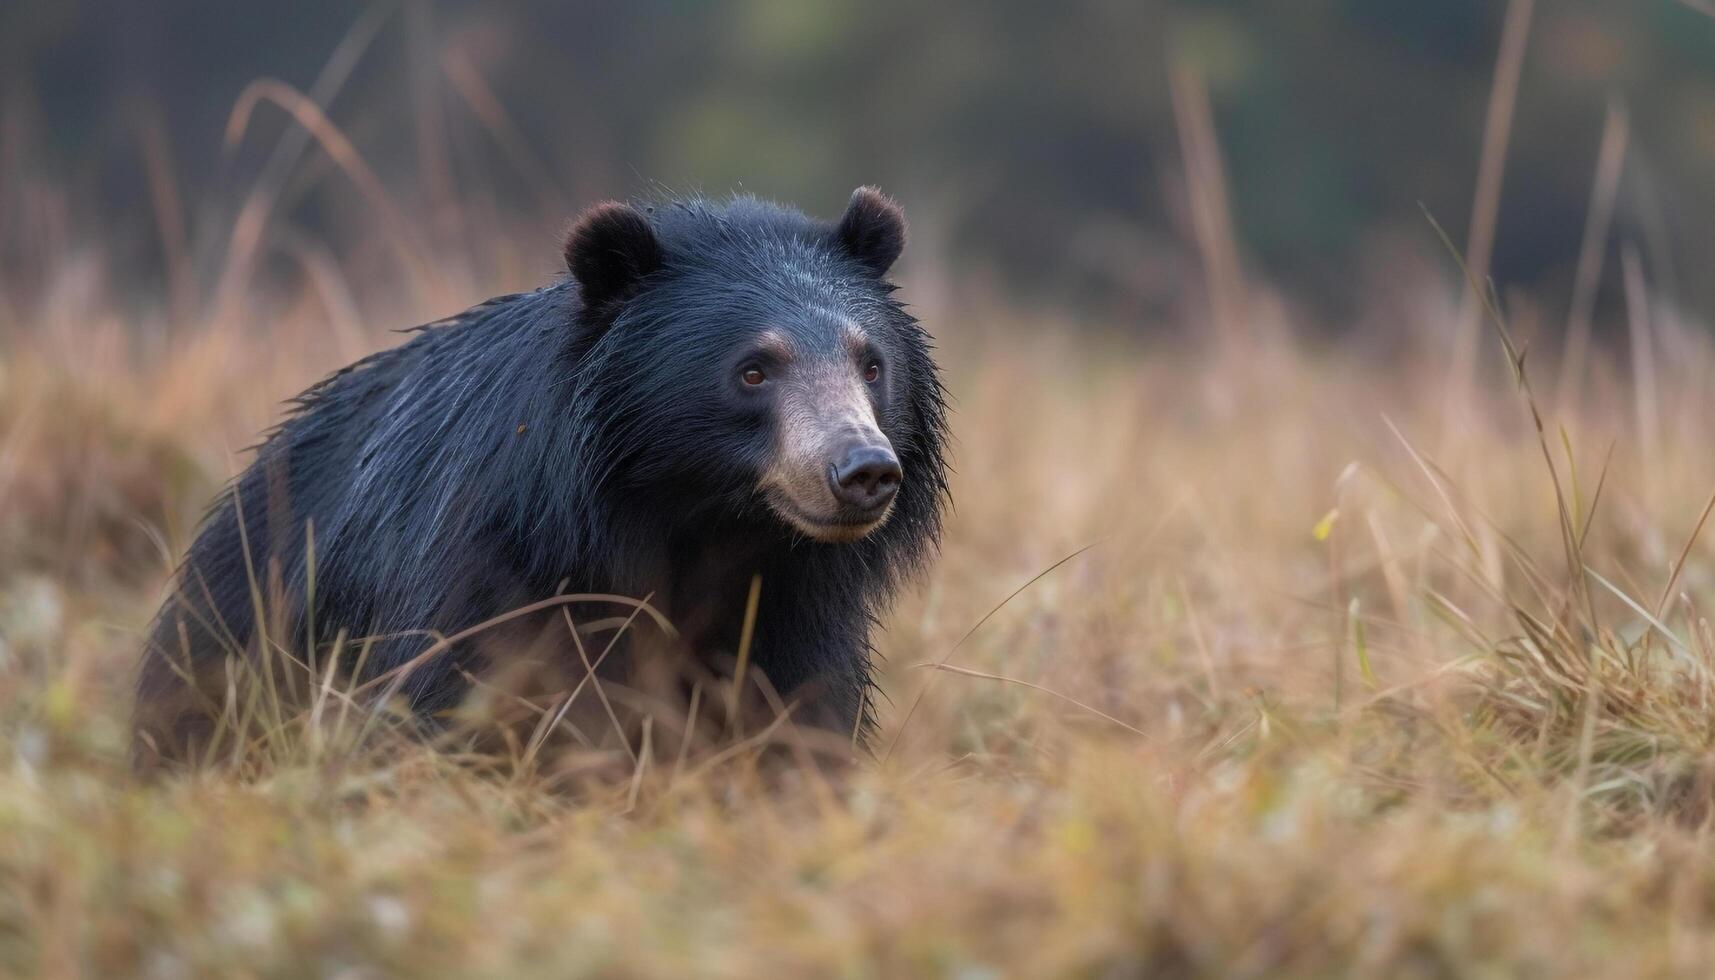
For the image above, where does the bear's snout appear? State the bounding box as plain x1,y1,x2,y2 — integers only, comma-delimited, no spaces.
828,443,901,513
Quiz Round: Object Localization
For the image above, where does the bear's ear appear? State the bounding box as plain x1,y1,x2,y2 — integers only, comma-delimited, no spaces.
563,201,663,311
832,186,907,276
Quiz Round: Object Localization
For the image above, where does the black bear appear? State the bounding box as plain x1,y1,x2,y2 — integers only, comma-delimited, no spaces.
135,188,949,768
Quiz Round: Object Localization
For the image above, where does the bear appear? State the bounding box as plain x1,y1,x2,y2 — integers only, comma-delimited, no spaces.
134,187,950,770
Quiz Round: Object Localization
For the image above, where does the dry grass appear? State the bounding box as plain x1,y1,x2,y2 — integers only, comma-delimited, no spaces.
8,246,1715,977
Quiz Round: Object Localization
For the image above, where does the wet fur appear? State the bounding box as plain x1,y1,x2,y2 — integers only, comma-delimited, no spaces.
135,192,950,766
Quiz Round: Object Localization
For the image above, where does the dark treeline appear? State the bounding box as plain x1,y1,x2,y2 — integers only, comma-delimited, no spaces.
2,0,1712,328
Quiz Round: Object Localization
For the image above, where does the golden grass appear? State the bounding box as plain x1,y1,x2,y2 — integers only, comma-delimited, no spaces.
8,262,1715,976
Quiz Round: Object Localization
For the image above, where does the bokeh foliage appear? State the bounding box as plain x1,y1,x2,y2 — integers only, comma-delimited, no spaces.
2,1,1713,320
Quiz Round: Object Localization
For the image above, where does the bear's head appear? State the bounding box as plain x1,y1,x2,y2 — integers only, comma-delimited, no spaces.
563,188,946,549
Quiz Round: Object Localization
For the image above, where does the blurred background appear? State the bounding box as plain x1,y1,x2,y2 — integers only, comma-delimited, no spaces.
13,8,1715,974
3,0,1713,340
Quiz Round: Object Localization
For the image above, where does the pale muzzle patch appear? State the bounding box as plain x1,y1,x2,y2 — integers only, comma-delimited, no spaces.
760,350,898,543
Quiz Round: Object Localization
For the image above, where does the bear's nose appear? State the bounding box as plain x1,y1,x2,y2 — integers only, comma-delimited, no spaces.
829,444,902,512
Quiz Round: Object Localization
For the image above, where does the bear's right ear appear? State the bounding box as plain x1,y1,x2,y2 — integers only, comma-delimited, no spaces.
563,202,663,311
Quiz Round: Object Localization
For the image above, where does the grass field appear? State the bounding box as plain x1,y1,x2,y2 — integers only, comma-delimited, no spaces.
8,248,1715,977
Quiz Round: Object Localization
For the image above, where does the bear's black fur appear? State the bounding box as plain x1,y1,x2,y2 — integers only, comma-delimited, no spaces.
135,188,949,768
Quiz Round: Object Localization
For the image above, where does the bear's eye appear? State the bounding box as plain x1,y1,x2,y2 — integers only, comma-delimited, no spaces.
741,366,767,386
863,361,881,384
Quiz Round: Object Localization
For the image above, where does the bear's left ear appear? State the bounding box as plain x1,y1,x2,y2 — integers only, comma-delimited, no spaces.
832,186,907,276
564,201,663,311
